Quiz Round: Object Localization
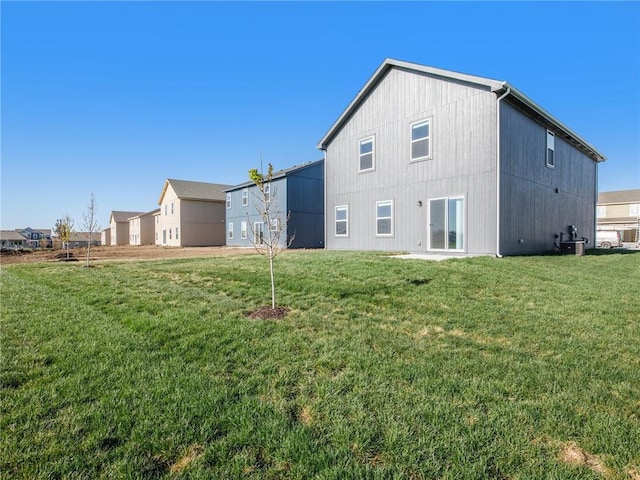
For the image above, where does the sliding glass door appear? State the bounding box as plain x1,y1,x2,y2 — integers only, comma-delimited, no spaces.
428,196,465,252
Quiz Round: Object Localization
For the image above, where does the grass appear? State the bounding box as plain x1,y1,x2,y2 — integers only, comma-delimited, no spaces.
1,250,639,479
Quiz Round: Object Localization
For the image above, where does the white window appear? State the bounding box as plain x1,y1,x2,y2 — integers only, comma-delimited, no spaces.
164,205,168,215
411,119,431,161
630,204,640,216
597,206,607,218
228,222,233,239
270,218,278,232
254,222,264,245
171,202,174,214
242,188,249,206
226,193,231,209
359,136,375,172
335,205,349,236
169,228,172,240
241,221,248,239
175,227,179,240
264,183,271,203
546,130,555,168
376,200,393,236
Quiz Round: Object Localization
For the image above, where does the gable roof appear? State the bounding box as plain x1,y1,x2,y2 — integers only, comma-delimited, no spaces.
110,211,144,223
317,58,605,162
1,230,27,241
128,208,161,220
158,179,232,204
598,189,640,205
224,159,324,192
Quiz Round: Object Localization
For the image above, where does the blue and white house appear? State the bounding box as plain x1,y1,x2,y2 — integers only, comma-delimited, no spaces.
224,160,324,249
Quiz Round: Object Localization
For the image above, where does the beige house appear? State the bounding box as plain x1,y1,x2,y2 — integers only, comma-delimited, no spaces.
101,227,111,246
153,210,162,245
128,209,160,246
597,189,640,242
157,178,231,246
109,211,144,246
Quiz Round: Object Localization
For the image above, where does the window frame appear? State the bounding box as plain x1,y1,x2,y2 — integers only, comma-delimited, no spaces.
175,227,179,240
241,221,248,239
228,222,234,240
410,118,432,162
359,136,375,173
335,205,349,237
376,200,394,237
546,130,555,169
226,193,232,209
264,183,271,203
242,188,249,206
270,218,278,233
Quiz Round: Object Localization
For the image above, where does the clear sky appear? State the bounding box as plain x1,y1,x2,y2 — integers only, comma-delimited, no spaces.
2,1,639,231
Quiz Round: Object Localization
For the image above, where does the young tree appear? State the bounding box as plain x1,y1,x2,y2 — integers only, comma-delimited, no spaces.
82,193,101,267
54,214,75,260
247,163,294,310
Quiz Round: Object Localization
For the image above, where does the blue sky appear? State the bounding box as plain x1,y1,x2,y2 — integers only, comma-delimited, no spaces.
2,1,639,231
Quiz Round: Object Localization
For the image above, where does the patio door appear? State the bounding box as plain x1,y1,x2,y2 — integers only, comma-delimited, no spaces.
254,222,264,245
428,197,465,251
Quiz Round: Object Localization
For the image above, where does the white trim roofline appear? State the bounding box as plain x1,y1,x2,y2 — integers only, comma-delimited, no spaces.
316,58,605,163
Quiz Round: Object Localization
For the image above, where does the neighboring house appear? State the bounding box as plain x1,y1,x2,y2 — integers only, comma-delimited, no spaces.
153,210,162,245
224,160,324,249
109,211,144,246
16,228,52,248
101,227,111,246
317,58,605,256
157,179,232,247
1,230,27,248
129,209,160,246
69,232,101,248
597,189,640,242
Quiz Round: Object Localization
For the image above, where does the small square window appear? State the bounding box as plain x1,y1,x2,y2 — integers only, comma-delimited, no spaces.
335,205,349,236
242,188,249,206
546,131,555,169
411,119,431,161
376,200,393,236
359,136,375,172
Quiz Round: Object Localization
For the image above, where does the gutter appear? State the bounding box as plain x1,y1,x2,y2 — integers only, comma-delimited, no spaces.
495,86,511,258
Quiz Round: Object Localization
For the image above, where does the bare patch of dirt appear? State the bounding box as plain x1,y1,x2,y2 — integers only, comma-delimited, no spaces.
170,444,204,475
246,306,290,320
561,442,610,477
298,406,313,426
627,468,640,480
1,245,255,265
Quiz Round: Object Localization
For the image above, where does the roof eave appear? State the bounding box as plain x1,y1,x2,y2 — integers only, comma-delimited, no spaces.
498,83,606,163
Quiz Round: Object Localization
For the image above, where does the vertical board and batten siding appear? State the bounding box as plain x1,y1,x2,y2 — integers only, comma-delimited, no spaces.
225,162,324,249
225,177,289,249
325,67,498,254
499,101,597,254
180,200,226,247
286,162,324,248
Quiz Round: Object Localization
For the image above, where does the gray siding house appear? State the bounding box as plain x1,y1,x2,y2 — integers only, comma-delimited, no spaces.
318,59,605,256
224,160,324,249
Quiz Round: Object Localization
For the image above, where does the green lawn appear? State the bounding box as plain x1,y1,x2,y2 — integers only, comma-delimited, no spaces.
1,250,639,479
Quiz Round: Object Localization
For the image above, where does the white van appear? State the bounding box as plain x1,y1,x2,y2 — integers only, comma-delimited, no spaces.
596,230,622,248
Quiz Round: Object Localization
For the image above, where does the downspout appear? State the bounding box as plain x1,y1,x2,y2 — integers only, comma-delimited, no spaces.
322,148,327,250
495,86,511,258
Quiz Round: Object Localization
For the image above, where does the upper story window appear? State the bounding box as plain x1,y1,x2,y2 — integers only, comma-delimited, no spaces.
335,205,349,237
597,206,606,218
411,119,431,161
546,130,555,169
264,183,271,203
226,193,232,209
359,136,375,172
171,202,174,214
376,200,393,236
242,188,249,206
164,205,168,215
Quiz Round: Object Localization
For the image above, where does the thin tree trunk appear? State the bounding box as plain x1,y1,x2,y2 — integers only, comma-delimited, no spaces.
86,236,90,267
269,254,276,309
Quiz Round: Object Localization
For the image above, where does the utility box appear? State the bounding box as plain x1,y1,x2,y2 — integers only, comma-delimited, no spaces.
560,241,585,256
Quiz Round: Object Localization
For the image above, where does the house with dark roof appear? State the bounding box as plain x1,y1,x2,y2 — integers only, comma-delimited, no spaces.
224,160,324,249
1,230,27,249
317,58,605,256
597,189,640,243
109,211,144,246
157,178,232,246
16,228,52,248
129,208,160,246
